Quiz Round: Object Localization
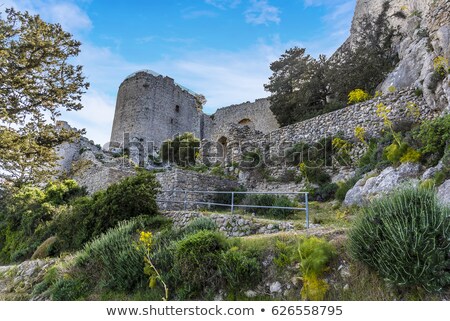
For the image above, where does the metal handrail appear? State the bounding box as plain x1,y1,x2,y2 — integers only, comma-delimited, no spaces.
157,189,310,228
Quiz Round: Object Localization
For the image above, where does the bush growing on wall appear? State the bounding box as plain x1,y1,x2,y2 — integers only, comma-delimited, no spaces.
161,132,200,167
348,89,371,105
348,187,450,292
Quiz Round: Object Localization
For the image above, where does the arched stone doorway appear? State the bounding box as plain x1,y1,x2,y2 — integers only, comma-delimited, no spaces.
217,136,228,164
238,118,255,131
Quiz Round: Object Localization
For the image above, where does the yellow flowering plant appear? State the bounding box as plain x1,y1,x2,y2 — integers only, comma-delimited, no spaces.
136,231,169,300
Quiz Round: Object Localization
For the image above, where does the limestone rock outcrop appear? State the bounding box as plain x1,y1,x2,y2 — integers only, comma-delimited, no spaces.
344,163,422,206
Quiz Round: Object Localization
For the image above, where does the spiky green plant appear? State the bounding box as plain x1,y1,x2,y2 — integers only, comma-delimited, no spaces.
76,219,144,291
348,187,450,292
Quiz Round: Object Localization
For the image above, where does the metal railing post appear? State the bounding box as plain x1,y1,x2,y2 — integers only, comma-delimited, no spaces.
231,192,235,215
305,192,309,229
183,190,187,210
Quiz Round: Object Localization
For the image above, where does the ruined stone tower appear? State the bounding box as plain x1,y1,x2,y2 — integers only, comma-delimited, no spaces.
110,70,202,152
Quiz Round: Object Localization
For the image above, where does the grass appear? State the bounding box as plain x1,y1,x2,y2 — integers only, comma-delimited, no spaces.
190,200,354,230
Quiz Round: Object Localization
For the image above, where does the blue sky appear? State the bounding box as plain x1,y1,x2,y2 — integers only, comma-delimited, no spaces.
3,0,356,145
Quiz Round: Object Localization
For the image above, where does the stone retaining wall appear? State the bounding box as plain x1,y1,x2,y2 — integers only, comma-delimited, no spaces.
164,211,297,237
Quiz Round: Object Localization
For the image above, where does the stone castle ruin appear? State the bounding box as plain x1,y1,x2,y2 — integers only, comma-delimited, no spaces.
55,0,449,202
109,70,279,160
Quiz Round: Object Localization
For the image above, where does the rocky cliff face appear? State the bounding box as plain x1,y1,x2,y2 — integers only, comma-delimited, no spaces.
346,0,450,114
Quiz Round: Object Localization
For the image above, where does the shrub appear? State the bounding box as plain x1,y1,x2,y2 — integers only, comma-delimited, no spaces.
183,217,218,235
90,169,160,233
297,237,336,300
385,142,421,164
336,176,361,201
54,169,160,252
161,132,200,167
50,276,90,301
76,220,145,291
269,196,298,218
332,137,353,166
174,231,228,294
348,187,450,292
299,164,332,185
240,194,296,218
312,183,338,202
43,180,86,205
212,186,246,210
413,114,450,165
220,247,261,297
388,85,397,93
348,89,371,105
433,56,449,77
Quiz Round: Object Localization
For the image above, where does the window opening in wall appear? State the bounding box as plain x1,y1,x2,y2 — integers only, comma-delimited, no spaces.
175,105,180,112
217,136,228,163
238,118,252,125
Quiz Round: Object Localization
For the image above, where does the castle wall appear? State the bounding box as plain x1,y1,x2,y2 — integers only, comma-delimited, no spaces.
218,88,438,168
206,98,279,142
110,71,202,152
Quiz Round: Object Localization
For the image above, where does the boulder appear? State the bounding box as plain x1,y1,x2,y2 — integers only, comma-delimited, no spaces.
437,180,450,205
269,281,282,293
422,160,444,180
344,163,422,206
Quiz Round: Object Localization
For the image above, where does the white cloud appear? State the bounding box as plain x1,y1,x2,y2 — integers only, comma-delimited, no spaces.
245,0,280,25
1,0,92,33
148,36,301,114
59,90,115,145
204,0,241,10
46,2,92,31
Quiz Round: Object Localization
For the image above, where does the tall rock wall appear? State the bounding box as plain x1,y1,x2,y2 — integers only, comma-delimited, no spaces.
348,0,450,114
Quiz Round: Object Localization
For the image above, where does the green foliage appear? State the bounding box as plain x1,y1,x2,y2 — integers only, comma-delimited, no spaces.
326,2,398,103
332,137,353,165
265,48,329,126
298,237,336,277
240,194,297,219
210,165,226,176
0,179,85,263
385,142,421,165
43,180,86,205
348,89,371,104
53,169,160,252
50,276,90,301
336,176,361,201
174,230,228,293
348,187,450,292
220,247,261,296
312,183,338,202
413,115,450,165
240,149,263,168
388,85,397,93
183,217,218,235
273,240,297,269
76,220,145,291
419,179,435,190
298,237,336,300
212,186,247,210
0,8,89,185
161,132,200,167
302,166,332,185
